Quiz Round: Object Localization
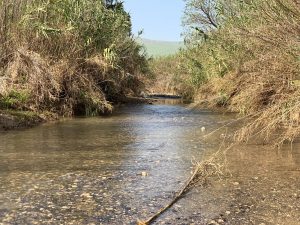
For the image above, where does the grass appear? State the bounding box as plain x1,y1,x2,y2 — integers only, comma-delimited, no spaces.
181,0,300,146
139,38,183,57
148,0,300,146
0,109,39,119
0,0,149,117
0,90,29,109
0,109,44,130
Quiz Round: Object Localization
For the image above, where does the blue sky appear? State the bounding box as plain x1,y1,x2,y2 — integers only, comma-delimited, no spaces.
123,0,185,42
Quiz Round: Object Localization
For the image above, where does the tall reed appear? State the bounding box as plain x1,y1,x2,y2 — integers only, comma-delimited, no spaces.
183,0,300,145
0,0,149,116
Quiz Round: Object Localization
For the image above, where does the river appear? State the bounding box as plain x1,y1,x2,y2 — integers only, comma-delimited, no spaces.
0,101,299,224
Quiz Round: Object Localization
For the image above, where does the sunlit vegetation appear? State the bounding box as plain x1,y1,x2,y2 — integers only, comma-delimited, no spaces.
0,0,149,116
179,0,300,145
147,54,195,100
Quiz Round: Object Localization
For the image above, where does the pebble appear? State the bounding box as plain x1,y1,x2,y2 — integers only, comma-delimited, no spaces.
141,171,148,177
106,207,114,211
80,193,92,198
217,218,224,223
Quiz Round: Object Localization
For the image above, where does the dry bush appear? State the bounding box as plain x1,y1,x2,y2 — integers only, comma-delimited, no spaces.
53,59,111,116
186,0,300,145
0,48,112,115
227,0,300,145
148,54,195,100
1,48,60,110
0,0,148,116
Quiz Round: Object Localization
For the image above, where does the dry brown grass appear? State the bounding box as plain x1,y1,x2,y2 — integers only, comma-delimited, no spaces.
3,48,60,109
193,0,300,146
0,0,148,116
147,54,195,100
0,46,112,115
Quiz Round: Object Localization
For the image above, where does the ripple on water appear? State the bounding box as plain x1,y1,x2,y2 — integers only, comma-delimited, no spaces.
0,103,299,224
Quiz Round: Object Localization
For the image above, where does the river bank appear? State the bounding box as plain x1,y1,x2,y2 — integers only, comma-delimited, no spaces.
0,96,155,131
0,110,46,131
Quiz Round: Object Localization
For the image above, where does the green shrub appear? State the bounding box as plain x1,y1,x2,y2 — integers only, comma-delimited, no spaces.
0,90,29,109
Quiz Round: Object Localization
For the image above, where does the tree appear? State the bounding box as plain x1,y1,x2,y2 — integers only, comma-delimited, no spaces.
183,0,219,32
104,0,123,11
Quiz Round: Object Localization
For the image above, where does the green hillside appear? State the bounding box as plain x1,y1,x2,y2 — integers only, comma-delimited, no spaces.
139,38,183,57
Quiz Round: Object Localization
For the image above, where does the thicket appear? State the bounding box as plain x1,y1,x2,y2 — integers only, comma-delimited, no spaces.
0,0,148,116
147,54,195,100
183,0,300,145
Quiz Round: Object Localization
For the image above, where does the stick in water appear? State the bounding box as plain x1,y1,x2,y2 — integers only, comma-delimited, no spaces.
137,162,205,225
137,142,233,225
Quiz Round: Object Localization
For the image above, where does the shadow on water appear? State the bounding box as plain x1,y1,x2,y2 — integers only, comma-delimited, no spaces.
0,99,299,224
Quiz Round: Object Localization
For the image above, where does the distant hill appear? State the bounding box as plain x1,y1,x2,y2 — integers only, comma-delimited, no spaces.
138,38,184,57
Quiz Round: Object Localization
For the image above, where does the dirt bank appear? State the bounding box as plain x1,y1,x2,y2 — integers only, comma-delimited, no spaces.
0,97,155,131
0,110,46,131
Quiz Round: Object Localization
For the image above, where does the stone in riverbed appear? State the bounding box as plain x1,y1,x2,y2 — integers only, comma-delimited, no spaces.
217,218,224,223
80,193,92,198
141,172,148,177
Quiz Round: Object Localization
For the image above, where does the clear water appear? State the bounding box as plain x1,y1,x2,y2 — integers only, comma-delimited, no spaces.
0,102,299,224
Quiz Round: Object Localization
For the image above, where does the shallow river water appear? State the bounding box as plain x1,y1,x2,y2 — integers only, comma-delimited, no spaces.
0,101,299,224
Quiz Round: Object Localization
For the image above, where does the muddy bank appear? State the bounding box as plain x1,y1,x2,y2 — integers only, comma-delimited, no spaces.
0,96,156,131
0,94,182,131
0,110,46,131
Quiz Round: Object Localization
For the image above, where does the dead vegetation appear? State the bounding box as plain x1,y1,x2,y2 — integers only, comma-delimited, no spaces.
183,0,300,146
0,0,148,117
147,55,195,100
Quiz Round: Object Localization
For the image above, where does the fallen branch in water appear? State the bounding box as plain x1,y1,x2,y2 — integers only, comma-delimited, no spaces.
137,142,233,225
137,162,206,225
